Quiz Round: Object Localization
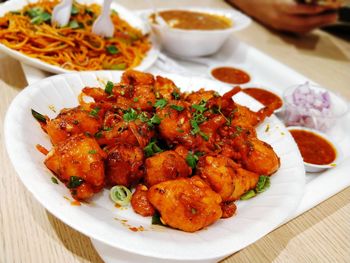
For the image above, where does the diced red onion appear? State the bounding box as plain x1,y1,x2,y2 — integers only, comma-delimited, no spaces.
284,82,333,131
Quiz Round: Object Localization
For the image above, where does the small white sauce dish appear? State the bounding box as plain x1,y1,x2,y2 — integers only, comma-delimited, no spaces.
286,126,343,173
143,7,251,57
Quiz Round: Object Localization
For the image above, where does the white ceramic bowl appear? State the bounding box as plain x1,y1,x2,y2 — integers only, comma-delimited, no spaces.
287,126,343,173
145,7,251,57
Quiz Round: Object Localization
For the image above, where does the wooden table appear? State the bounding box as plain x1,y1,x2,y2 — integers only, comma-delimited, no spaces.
1,0,350,262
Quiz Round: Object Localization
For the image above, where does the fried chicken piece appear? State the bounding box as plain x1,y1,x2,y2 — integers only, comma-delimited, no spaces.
44,134,106,200
97,111,154,148
105,143,144,187
196,155,237,201
196,155,260,201
46,105,102,145
154,76,181,100
157,101,200,149
239,137,280,176
185,88,218,105
131,184,155,217
229,167,260,200
148,176,222,232
145,150,192,187
121,70,155,86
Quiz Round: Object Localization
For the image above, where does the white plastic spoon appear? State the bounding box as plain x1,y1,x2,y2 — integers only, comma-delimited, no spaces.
92,0,114,38
51,0,73,27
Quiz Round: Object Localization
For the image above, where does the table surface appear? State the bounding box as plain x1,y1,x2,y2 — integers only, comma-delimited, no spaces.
1,0,350,262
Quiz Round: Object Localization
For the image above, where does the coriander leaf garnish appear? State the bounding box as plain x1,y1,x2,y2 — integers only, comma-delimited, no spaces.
154,98,167,109
172,91,180,100
106,45,119,55
89,107,100,117
149,114,161,126
105,81,114,94
71,5,79,15
123,108,138,122
170,105,184,111
144,140,163,157
67,176,84,189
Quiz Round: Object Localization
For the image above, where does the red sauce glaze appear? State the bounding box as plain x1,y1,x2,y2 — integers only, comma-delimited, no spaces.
243,88,283,110
289,129,336,165
211,67,250,84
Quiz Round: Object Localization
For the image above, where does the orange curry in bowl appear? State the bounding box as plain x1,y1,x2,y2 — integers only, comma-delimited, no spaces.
155,10,232,30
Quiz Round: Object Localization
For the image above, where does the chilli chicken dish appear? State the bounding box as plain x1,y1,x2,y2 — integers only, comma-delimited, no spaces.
32,70,281,232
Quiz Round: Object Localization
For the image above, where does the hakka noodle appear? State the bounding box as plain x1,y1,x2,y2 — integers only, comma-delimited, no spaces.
0,0,151,70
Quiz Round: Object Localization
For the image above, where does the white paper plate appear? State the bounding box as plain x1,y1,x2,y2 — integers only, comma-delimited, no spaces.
0,0,159,74
4,71,305,262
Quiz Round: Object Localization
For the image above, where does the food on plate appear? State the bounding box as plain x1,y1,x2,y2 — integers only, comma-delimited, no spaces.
211,66,251,84
148,176,222,232
0,0,150,71
44,133,106,200
32,70,280,232
295,0,343,8
151,10,232,30
289,128,337,165
243,87,283,111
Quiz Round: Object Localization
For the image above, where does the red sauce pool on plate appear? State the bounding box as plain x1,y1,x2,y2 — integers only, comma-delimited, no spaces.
211,67,250,84
289,129,336,165
243,87,283,110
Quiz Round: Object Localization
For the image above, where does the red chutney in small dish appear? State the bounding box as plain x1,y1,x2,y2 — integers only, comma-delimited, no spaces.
289,129,336,165
243,87,283,110
211,67,250,84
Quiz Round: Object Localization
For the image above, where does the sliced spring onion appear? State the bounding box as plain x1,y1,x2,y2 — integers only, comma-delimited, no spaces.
106,45,119,55
240,190,256,200
255,175,270,193
170,105,184,111
111,63,126,70
110,185,132,206
104,81,114,94
151,212,165,226
31,109,47,123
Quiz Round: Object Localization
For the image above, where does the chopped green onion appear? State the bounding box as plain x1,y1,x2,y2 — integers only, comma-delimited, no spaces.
71,5,79,15
151,212,165,226
68,20,81,29
105,81,114,94
170,105,184,111
111,63,126,70
110,185,132,206
26,7,43,18
199,131,209,141
186,152,198,169
31,109,47,123
89,107,100,117
106,45,119,55
123,108,138,122
154,98,167,109
148,114,161,126
51,177,59,184
255,176,270,193
240,190,256,200
31,12,51,24
144,140,163,157
67,176,84,189
172,91,180,100
88,149,97,154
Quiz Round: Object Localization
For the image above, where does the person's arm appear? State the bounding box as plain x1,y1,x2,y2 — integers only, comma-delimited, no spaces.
227,0,339,34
